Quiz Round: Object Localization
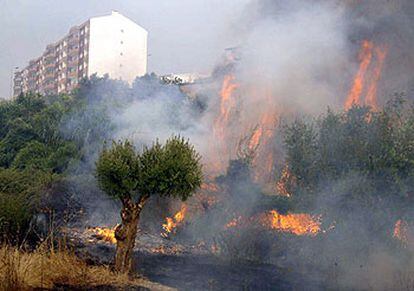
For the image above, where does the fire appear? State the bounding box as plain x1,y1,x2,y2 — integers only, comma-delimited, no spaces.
213,74,239,144
247,110,276,152
365,46,388,109
210,74,240,174
393,219,409,244
345,40,388,110
345,40,374,109
209,72,279,186
210,243,220,254
225,216,243,229
161,204,187,238
219,75,239,127
262,210,321,236
223,210,323,236
249,108,278,183
249,128,262,150
276,165,295,197
88,226,117,244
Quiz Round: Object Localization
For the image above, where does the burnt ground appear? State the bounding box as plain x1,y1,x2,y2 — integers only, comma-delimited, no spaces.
82,246,323,290
72,231,325,291
135,252,316,291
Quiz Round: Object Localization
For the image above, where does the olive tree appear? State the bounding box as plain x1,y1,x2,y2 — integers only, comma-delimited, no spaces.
96,136,202,273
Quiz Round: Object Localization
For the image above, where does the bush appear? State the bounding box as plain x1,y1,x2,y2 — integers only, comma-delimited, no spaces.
0,192,32,243
213,227,272,263
0,244,159,290
0,168,53,243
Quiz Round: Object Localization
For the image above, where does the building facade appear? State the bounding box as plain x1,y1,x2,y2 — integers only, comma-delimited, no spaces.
13,11,148,96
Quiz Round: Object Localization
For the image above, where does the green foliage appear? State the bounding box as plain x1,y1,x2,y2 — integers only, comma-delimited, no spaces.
0,168,52,242
283,119,318,188
0,93,79,172
0,92,81,242
95,140,140,199
96,136,203,202
283,96,414,230
12,141,51,171
0,191,32,241
0,75,196,242
138,137,203,200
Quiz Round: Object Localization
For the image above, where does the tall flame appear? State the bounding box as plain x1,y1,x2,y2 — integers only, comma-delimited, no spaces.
210,74,240,173
245,93,278,184
345,40,374,109
161,204,187,237
214,74,239,144
365,46,388,109
276,164,295,197
345,40,387,110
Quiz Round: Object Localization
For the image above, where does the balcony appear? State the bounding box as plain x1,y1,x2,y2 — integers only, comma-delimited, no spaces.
44,61,56,69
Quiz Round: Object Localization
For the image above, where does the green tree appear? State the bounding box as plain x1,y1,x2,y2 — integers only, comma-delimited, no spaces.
95,136,202,273
283,119,318,190
283,97,414,237
0,168,53,243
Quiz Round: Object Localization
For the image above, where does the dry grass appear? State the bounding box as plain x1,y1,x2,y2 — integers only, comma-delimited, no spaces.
0,243,171,290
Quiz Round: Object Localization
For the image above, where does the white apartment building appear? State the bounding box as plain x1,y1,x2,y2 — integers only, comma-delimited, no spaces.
14,11,148,96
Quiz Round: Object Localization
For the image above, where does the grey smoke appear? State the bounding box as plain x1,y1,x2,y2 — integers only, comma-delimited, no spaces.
56,1,414,289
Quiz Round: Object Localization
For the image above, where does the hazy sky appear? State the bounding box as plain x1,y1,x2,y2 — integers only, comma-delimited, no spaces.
0,0,249,98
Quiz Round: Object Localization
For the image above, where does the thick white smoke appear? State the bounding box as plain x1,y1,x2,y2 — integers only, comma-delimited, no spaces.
63,1,414,289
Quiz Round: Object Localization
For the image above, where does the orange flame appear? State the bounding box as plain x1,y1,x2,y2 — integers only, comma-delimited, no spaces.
345,40,388,110
210,74,240,174
276,165,295,197
262,210,321,236
250,110,278,183
219,75,239,126
393,219,408,244
345,40,374,109
365,46,388,110
88,226,117,244
214,74,239,143
248,126,263,151
162,205,187,237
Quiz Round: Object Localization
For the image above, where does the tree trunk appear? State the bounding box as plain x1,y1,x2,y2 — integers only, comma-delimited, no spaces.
114,196,148,273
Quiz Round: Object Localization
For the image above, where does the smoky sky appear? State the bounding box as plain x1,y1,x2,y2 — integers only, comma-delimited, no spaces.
2,0,414,102
0,0,249,99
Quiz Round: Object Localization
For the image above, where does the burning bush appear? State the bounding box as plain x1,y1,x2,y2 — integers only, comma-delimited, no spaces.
278,97,414,288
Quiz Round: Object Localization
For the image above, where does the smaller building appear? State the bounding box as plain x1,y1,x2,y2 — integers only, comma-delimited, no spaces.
160,73,209,85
